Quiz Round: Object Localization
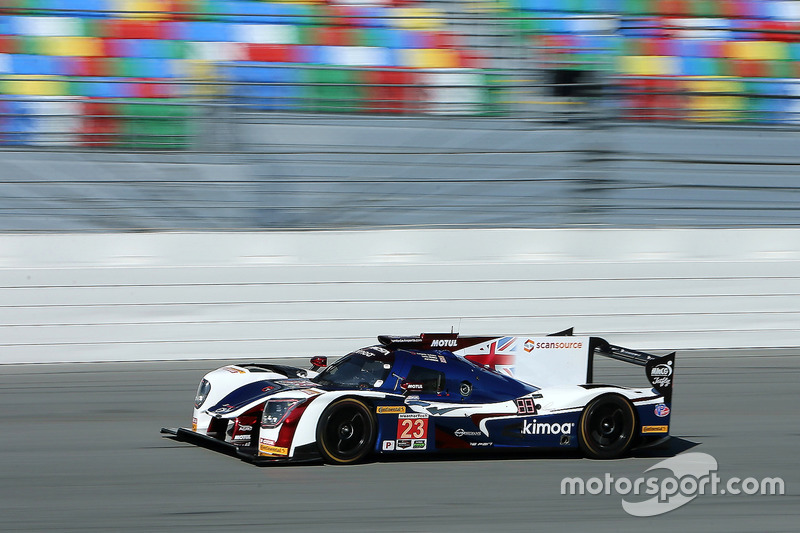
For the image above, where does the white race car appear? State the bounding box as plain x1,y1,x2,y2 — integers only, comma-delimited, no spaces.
162,329,675,464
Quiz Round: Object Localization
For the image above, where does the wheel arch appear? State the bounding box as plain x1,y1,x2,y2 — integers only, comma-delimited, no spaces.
315,396,379,464
577,392,639,459
288,391,385,457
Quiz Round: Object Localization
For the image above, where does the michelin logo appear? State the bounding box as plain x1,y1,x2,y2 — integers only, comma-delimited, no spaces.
522,419,575,435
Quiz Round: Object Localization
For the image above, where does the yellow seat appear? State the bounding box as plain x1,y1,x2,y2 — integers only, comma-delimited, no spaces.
2,75,69,97
110,0,169,19
41,37,104,57
729,41,787,61
391,8,443,31
403,48,460,69
618,55,680,76
684,76,746,122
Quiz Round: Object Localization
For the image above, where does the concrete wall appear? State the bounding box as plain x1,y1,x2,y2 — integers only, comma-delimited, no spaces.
2,228,798,364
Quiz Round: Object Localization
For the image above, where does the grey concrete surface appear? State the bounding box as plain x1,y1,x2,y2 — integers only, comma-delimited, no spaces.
0,352,797,532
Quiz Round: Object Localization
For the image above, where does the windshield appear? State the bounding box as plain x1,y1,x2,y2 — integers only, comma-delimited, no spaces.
313,351,393,390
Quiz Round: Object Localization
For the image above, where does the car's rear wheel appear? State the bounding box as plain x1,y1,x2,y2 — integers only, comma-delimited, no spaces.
316,398,376,464
578,394,636,459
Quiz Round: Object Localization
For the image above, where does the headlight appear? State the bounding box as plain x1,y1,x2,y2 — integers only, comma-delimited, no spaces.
261,399,300,428
194,379,211,409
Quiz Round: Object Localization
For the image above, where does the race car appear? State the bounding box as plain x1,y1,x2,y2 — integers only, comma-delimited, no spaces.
161,329,675,464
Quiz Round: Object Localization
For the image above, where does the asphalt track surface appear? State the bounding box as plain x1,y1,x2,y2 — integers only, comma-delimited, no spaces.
1,351,798,532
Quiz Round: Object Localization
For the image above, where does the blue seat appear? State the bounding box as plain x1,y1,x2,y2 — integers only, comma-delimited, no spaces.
42,0,110,18
228,62,304,111
10,55,60,76
0,16,12,35
0,97,36,146
76,77,134,98
185,22,234,42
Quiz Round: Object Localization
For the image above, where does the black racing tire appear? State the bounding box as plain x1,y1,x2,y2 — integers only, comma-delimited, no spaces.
316,398,377,465
578,394,637,459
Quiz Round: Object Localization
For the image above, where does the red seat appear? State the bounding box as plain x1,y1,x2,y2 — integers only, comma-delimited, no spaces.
80,100,119,148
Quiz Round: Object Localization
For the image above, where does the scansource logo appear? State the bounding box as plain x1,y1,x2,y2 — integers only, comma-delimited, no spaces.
561,452,785,516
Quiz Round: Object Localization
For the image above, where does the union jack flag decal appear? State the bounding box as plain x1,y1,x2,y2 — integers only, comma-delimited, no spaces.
464,337,517,375
497,336,516,351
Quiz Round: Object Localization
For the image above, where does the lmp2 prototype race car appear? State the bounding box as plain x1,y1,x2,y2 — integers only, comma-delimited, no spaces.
161,329,675,464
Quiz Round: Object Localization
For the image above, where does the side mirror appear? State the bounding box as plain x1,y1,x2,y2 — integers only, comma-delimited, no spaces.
310,356,327,371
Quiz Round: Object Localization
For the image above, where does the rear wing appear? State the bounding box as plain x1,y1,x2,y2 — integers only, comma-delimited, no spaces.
590,337,676,403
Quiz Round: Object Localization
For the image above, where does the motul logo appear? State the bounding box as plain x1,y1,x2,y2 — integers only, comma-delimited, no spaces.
431,339,457,347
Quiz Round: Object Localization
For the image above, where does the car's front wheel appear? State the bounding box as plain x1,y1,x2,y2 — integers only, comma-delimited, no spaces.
316,398,376,464
578,394,636,459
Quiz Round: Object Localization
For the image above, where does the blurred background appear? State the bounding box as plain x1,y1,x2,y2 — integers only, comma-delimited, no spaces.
1,0,799,363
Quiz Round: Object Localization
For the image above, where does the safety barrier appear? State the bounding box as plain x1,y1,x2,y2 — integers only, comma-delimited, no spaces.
1,228,799,364
1,121,799,230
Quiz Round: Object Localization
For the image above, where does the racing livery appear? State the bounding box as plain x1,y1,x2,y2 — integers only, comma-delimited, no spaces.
162,329,675,464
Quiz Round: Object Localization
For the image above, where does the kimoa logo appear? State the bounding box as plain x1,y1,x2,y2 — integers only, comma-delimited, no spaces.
431,339,458,347
521,419,575,435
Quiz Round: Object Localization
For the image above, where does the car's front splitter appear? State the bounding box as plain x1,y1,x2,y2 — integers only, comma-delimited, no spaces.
160,427,321,465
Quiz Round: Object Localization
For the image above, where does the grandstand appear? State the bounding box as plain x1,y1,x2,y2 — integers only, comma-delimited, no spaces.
1,0,799,148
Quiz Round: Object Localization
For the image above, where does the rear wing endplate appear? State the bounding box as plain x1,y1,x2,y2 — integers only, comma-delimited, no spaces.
591,337,676,402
